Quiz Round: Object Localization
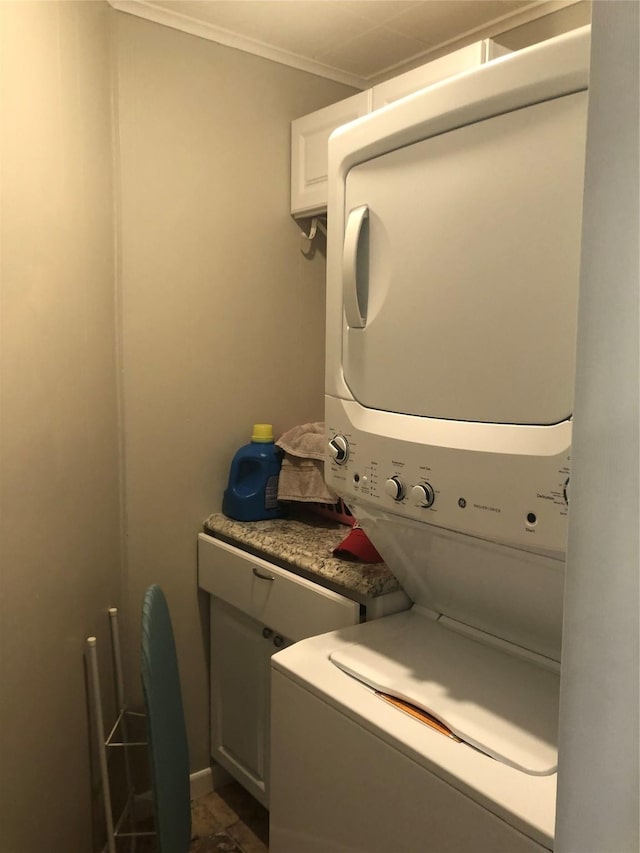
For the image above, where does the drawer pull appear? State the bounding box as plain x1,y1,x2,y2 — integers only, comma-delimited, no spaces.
252,567,275,582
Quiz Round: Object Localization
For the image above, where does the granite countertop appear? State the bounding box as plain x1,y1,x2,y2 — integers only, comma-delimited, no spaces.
203,511,402,600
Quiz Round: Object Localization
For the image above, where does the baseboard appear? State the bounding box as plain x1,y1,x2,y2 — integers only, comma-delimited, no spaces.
128,765,230,819
190,763,232,799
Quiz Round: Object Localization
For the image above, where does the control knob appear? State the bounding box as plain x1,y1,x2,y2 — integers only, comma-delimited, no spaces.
384,476,405,501
563,477,570,505
328,435,349,465
411,483,435,508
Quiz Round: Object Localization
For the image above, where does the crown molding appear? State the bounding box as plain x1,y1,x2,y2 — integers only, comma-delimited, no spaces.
367,0,582,85
108,0,369,90
108,0,584,90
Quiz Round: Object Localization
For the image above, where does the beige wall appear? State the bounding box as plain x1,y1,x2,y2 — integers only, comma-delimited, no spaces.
497,1,591,50
0,2,122,851
0,2,356,843
113,13,356,772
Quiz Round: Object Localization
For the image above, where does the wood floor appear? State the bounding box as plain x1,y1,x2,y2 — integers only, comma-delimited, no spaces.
190,782,269,853
130,781,269,853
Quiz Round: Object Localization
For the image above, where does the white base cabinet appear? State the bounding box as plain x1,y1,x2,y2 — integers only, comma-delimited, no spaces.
198,533,361,807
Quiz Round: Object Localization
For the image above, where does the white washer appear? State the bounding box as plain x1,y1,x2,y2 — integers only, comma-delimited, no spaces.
271,521,564,852
271,618,556,852
271,27,590,853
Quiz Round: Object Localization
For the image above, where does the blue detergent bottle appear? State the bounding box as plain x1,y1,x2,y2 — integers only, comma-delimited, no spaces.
222,424,284,521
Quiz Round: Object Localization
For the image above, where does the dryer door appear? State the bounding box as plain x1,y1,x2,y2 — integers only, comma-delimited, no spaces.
342,91,587,426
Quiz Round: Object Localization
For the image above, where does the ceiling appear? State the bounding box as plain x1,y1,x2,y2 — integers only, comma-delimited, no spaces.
109,0,579,88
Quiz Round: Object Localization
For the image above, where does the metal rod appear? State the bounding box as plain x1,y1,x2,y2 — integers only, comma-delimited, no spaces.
108,608,125,713
112,788,135,835
105,710,147,746
108,608,137,852
87,637,117,853
105,707,126,744
116,832,157,838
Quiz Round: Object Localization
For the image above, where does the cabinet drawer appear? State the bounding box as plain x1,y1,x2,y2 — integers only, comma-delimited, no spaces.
198,533,360,641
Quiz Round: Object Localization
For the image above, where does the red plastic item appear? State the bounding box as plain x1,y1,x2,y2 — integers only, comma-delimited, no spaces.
333,524,383,563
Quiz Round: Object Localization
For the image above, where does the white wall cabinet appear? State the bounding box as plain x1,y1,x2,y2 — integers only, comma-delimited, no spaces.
290,90,371,217
290,39,509,217
198,534,361,807
371,39,509,110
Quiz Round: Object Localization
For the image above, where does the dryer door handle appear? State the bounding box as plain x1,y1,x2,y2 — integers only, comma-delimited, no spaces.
343,204,369,329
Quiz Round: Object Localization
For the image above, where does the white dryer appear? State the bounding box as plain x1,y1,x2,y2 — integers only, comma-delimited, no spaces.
271,27,590,853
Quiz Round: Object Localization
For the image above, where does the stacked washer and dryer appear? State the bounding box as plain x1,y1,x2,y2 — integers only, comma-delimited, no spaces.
271,27,590,853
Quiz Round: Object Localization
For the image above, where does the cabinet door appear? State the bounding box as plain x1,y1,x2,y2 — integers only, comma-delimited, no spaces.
371,40,508,111
291,90,370,217
210,597,288,808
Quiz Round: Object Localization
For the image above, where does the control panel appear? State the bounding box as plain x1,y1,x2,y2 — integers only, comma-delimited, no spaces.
325,403,571,557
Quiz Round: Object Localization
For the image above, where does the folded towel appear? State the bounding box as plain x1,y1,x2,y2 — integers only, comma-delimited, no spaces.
277,456,338,503
276,421,325,460
276,422,337,503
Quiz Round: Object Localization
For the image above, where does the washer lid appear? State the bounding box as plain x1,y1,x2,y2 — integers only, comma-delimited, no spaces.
330,609,559,776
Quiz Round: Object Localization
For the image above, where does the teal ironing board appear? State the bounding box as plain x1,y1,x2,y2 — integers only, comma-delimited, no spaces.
141,585,191,853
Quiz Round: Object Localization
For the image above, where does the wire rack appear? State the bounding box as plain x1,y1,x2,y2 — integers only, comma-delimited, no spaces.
87,608,156,853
